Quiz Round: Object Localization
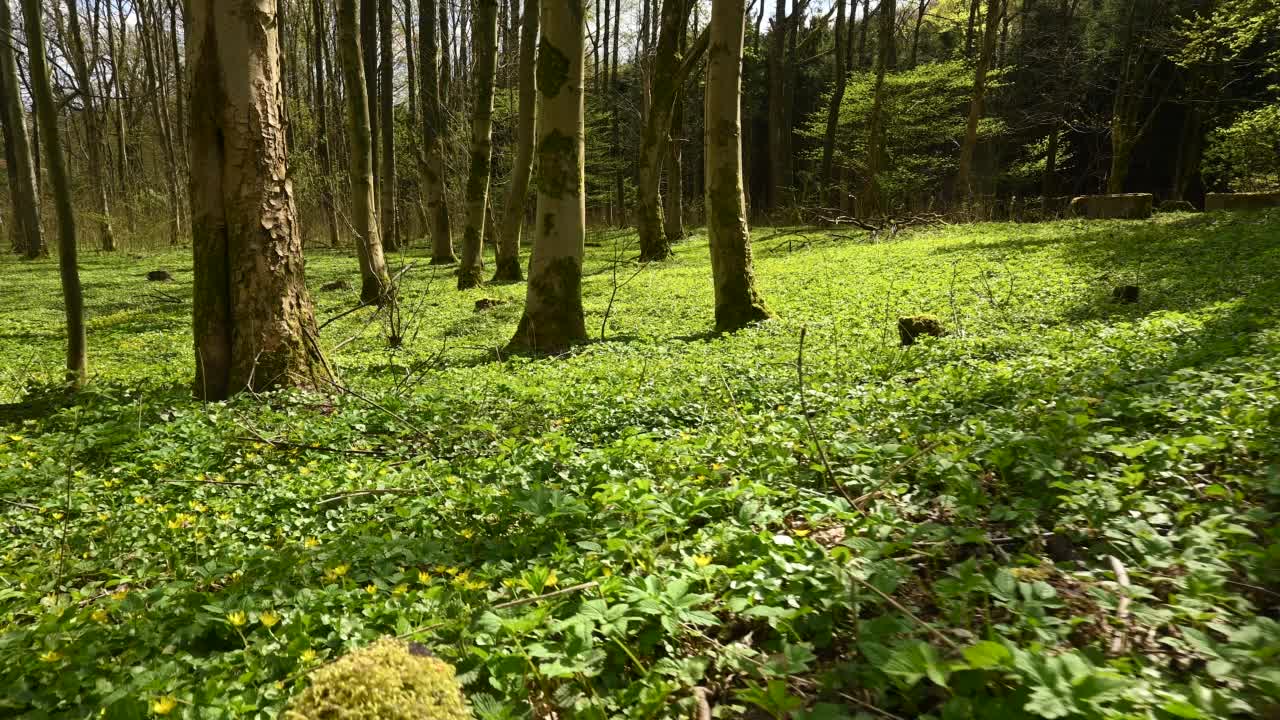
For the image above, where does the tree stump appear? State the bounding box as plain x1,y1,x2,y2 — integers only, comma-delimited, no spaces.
898,316,946,346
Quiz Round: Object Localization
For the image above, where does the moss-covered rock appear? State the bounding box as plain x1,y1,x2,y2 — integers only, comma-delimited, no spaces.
898,315,945,346
284,638,470,720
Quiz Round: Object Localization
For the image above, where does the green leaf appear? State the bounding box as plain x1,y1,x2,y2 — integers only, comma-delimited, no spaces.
962,640,1012,669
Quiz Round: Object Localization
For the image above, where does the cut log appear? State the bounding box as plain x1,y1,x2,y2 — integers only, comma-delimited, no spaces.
1205,192,1280,212
1069,193,1153,220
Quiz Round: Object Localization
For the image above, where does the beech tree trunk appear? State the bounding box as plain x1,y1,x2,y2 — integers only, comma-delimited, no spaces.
338,0,394,303
706,0,770,332
362,0,381,206
664,18,688,248
314,0,342,247
637,1,708,262
188,0,332,401
507,0,588,354
0,0,43,259
861,0,894,217
21,0,86,386
379,0,399,251
820,0,847,198
421,0,457,263
956,0,1001,200
138,0,184,246
65,0,117,251
457,0,500,289
495,0,540,282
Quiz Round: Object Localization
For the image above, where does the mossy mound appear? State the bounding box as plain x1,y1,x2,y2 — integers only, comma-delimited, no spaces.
897,315,946,346
284,638,470,720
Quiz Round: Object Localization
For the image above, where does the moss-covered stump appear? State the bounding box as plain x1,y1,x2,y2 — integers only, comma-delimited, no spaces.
1205,192,1280,212
898,315,945,346
284,638,469,719
1069,193,1154,219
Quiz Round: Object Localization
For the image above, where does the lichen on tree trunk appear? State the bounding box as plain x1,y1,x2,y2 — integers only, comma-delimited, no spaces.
188,0,332,401
457,0,501,290
705,0,771,333
506,0,588,355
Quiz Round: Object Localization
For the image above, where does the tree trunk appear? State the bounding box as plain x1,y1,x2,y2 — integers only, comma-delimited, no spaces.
314,0,342,247
909,0,925,67
379,0,399,251
495,0,540,282
706,0,770,332
637,1,708,262
820,0,847,198
139,0,184,246
663,17,688,247
861,0,894,217
339,0,394,303
1040,124,1059,216
188,0,332,401
955,0,1001,200
0,0,43,258
21,0,86,386
65,0,117,251
1172,107,1202,201
456,0,500,289
766,0,787,210
363,0,381,208
965,0,977,56
611,0,624,225
856,0,869,69
506,0,588,354
421,0,458,263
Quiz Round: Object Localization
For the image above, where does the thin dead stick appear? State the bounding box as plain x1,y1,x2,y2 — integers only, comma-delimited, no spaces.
796,326,858,508
1108,555,1131,655
318,301,375,332
395,620,449,641
838,692,908,720
493,581,598,610
1,497,40,510
237,436,389,456
315,488,417,506
320,376,429,436
691,687,712,720
844,567,962,653
158,478,257,488
851,441,940,509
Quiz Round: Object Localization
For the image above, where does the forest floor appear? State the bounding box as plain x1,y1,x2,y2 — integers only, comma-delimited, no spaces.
2,212,1279,719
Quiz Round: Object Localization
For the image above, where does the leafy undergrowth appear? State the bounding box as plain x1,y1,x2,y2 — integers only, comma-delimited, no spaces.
2,212,1279,719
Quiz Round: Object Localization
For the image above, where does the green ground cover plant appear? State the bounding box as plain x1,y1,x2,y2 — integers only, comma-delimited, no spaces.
2,211,1278,719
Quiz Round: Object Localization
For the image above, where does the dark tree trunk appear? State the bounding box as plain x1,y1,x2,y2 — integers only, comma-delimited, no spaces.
495,0,540,282
821,0,848,198
456,0,500,289
21,0,87,386
379,0,399,251
0,0,43,258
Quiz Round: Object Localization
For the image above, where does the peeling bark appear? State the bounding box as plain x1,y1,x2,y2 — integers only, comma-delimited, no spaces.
188,0,333,401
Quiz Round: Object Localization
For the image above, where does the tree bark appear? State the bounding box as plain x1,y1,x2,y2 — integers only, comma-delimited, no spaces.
637,3,708,262
611,0,624,225
362,0,381,207
664,14,689,246
21,0,87,386
0,0,43,258
955,0,1001,200
706,0,770,332
188,0,332,401
820,0,847,198
339,0,394,303
506,0,588,354
766,0,788,210
65,0,117,251
138,0,184,246
314,0,342,247
495,0,541,282
456,0,500,289
379,0,399,251
861,0,893,217
421,0,458,263
908,0,925,67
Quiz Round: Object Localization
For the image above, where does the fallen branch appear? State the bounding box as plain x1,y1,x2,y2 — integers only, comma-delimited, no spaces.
691,687,712,720
315,488,416,507
1108,555,1132,655
1,497,40,511
159,478,256,488
493,581,599,610
843,566,962,653
796,327,858,508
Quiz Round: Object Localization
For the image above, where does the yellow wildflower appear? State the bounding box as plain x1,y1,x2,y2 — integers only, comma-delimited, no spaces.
417,570,432,584
39,649,62,663
460,528,474,539
91,608,109,623
227,610,248,627
150,695,177,715
692,555,713,568
544,571,559,588
365,583,378,595
331,563,349,577
304,537,320,548
259,610,280,628
393,583,408,596
300,648,318,664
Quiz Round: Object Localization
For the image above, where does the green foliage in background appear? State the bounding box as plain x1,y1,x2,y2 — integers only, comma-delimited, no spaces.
2,212,1280,718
